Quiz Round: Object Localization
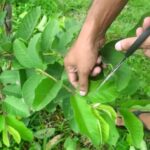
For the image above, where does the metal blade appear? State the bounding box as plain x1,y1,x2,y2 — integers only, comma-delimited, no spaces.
96,57,126,91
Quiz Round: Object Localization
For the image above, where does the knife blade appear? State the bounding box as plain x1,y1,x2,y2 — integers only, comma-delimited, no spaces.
97,27,150,90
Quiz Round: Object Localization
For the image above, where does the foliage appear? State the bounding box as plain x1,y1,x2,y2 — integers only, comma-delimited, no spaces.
0,0,150,149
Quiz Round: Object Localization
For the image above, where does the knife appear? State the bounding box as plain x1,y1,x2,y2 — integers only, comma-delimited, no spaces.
97,27,150,90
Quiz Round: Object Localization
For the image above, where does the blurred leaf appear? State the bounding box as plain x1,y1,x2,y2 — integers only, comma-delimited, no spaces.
41,18,59,50
97,114,109,143
120,109,144,148
13,39,33,68
2,128,10,147
6,115,33,141
34,128,55,139
71,95,102,146
16,7,41,40
37,15,47,31
0,115,5,132
64,137,78,150
101,40,132,91
14,34,44,69
100,113,119,146
32,78,62,111
26,33,44,68
7,125,21,144
101,40,124,66
3,96,30,117
98,104,116,120
86,80,118,103
131,104,150,111
120,100,150,108
114,65,132,91
121,75,139,95
22,73,44,107
46,62,64,80
2,84,22,98
0,70,20,85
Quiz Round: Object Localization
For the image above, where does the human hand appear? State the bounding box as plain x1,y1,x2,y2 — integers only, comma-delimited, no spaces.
115,17,150,57
64,36,105,96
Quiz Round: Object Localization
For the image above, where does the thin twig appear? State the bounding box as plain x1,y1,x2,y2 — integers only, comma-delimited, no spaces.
36,69,74,94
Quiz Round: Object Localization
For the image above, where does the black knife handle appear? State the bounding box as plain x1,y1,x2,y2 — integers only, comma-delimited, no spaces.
125,27,150,58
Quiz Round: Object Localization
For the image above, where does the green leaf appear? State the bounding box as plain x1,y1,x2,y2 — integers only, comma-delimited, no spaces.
120,109,144,148
97,104,117,120
34,128,55,139
2,84,22,98
100,113,119,146
13,36,44,69
101,40,132,92
86,80,118,103
3,96,30,117
13,39,33,68
22,73,44,107
64,137,78,150
6,115,33,142
0,70,20,85
32,78,62,111
37,15,47,31
41,18,59,50
121,75,139,95
26,33,44,69
120,100,150,109
0,115,5,132
97,114,109,143
2,128,10,147
16,7,41,40
7,125,21,144
131,104,150,112
114,65,132,91
71,95,102,145
101,40,124,66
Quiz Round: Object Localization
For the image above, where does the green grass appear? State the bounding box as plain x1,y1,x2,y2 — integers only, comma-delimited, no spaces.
107,0,150,39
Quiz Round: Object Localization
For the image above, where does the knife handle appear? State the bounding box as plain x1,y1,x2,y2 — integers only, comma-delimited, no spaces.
125,27,150,58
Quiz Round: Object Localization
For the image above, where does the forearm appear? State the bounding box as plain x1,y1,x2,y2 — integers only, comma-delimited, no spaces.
78,0,128,43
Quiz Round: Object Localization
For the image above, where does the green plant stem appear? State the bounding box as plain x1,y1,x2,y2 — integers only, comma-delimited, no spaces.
36,69,74,94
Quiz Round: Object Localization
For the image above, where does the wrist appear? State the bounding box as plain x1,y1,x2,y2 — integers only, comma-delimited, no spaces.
78,21,105,46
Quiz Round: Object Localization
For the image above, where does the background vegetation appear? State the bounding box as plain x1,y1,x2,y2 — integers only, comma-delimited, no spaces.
0,0,150,149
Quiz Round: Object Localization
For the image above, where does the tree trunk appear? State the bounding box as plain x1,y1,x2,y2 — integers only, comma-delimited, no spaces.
4,3,12,35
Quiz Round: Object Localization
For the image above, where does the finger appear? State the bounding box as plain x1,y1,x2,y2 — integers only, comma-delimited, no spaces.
115,36,150,51
91,66,102,77
96,56,102,65
78,71,89,96
115,37,137,51
68,71,78,88
136,27,143,36
144,49,150,57
65,65,78,88
143,17,150,30
102,63,107,69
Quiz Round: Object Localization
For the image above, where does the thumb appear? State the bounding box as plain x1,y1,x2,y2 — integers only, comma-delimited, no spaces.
115,36,150,51
78,71,89,96
115,37,137,51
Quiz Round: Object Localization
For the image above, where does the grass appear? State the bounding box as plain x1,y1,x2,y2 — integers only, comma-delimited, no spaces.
107,0,150,40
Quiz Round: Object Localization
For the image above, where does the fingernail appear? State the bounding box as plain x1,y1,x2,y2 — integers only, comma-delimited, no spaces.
80,91,86,96
115,42,122,51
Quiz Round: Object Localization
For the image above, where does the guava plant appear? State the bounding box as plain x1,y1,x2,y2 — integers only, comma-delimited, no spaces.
0,5,150,149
